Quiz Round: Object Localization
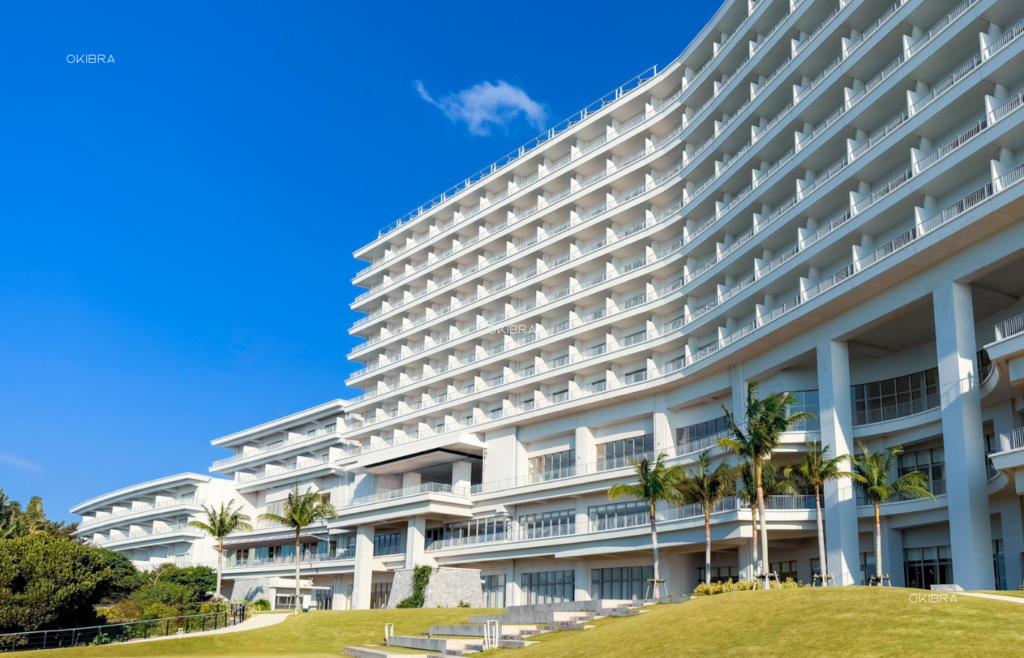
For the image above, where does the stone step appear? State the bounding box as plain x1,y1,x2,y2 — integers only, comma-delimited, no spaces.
504,599,642,614
344,647,432,658
468,611,595,625
427,623,543,638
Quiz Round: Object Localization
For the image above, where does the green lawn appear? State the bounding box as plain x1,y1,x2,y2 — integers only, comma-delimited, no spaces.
35,588,1024,658
974,590,1024,598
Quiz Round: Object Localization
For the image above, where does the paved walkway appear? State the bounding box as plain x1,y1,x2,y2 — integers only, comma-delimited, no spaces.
960,592,1024,605
127,611,289,644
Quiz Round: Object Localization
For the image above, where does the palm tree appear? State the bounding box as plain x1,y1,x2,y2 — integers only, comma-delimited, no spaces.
785,441,862,584
737,460,797,580
607,454,682,599
189,500,252,599
851,443,933,581
258,487,336,614
719,381,814,588
0,489,15,539
673,451,737,585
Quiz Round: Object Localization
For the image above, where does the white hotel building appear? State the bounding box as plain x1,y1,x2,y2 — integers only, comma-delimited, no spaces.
75,0,1024,609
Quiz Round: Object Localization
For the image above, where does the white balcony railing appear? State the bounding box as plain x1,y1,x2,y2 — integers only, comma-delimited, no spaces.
334,483,469,509
213,426,338,467
994,312,1024,341
236,456,331,483
83,496,200,527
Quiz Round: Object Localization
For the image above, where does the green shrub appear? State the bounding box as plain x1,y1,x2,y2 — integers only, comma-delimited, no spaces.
253,599,271,611
141,603,178,621
458,601,471,608
131,580,200,613
693,577,805,595
396,565,432,608
0,534,135,633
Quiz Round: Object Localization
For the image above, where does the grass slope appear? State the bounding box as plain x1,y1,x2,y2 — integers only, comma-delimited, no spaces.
37,588,1024,658
480,587,1024,658
39,609,500,658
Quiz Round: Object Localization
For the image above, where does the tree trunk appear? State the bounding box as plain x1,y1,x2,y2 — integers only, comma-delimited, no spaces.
649,500,660,599
814,487,827,585
874,503,883,580
750,505,759,579
217,537,224,599
704,507,712,586
756,461,769,589
295,532,302,615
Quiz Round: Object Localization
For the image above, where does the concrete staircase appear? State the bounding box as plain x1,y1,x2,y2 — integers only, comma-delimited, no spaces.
343,599,653,657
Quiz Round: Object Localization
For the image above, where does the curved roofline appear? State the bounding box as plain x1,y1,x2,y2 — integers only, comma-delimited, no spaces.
70,472,212,515
210,398,348,447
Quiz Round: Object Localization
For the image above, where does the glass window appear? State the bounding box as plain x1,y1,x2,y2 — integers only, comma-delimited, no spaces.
788,391,820,432
697,566,739,584
860,551,876,585
904,545,953,589
518,510,575,540
529,449,575,481
677,416,730,451
898,448,945,495
373,532,402,556
521,570,574,604
482,574,506,607
588,501,648,531
597,434,654,471
592,566,654,599
851,367,939,425
769,561,798,581
370,582,392,609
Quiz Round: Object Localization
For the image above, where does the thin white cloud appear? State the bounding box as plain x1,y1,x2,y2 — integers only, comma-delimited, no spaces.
414,80,548,136
0,453,43,473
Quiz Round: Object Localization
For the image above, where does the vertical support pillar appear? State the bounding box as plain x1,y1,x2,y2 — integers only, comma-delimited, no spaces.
934,282,995,590
452,460,472,490
405,516,426,569
883,517,905,587
738,542,755,582
999,495,1024,590
731,364,747,418
573,560,590,601
816,339,860,585
352,525,375,610
575,419,596,470
505,563,520,606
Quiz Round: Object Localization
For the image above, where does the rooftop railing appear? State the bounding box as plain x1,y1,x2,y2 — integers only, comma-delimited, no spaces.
213,426,338,467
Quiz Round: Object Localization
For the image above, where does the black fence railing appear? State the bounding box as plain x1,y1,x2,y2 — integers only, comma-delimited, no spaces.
0,603,248,652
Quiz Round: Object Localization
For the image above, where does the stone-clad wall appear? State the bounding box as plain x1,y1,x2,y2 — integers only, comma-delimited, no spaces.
385,567,485,608
423,567,484,608
227,578,276,603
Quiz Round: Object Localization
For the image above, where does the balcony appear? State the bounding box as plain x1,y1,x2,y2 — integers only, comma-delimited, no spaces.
235,456,336,489
212,426,339,468
96,521,199,546
81,496,202,527
334,482,470,510
853,393,941,427
222,548,356,570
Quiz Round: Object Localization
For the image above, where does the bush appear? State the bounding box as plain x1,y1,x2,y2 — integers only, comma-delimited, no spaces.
131,580,200,614
141,603,178,621
0,534,133,633
458,601,471,608
396,565,432,608
164,566,217,598
98,598,145,623
253,599,271,611
692,578,804,596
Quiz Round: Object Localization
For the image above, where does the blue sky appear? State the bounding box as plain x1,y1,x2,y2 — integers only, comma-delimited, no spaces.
0,1,717,520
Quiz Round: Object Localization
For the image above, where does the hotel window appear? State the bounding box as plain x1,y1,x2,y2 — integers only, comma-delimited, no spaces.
597,434,654,471
529,449,575,480
482,574,506,608
787,391,820,432
994,539,1007,591
518,509,575,540
592,566,654,599
811,558,821,577
370,582,391,609
851,367,938,425
521,570,574,604
769,561,798,581
550,389,569,403
898,448,945,495
677,416,729,450
904,546,953,589
697,566,739,584
860,552,876,585
588,501,647,531
373,532,402,556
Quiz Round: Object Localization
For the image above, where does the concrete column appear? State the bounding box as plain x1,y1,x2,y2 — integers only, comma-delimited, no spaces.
738,542,755,582
999,495,1024,590
575,422,596,470
883,517,905,587
405,516,426,569
934,282,994,590
352,525,375,610
816,339,860,585
653,400,673,454
402,472,422,489
731,364,747,417
573,560,590,601
452,460,473,490
505,563,520,606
